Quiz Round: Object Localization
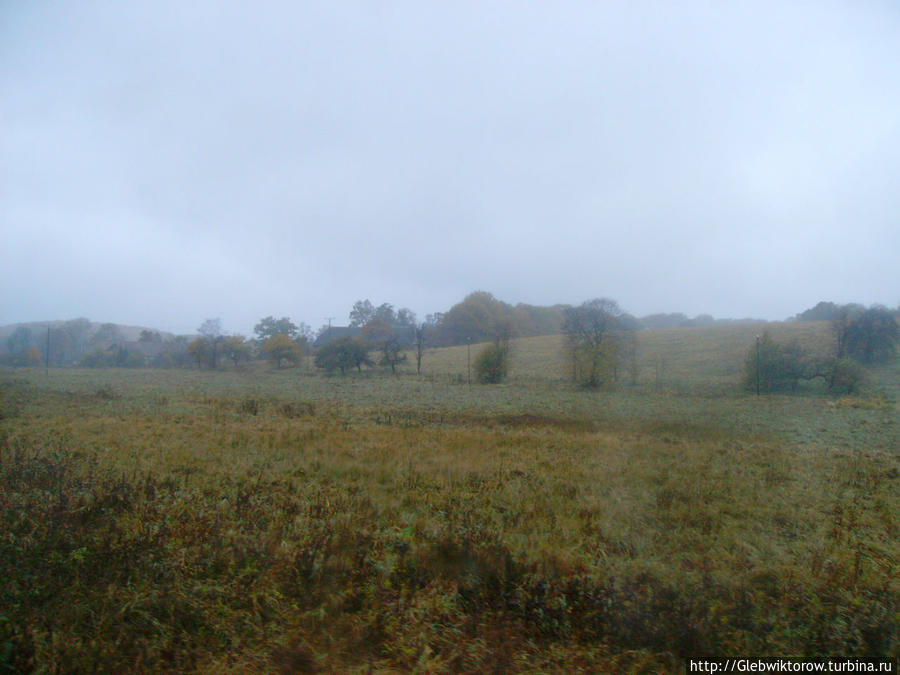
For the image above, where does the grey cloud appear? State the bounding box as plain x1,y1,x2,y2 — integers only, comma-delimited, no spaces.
3,1,899,333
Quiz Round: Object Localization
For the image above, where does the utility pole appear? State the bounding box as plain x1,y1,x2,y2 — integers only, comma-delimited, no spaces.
46,326,50,377
466,337,471,386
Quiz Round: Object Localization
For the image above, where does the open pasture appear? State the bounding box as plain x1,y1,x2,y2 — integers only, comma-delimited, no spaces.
421,320,837,389
1,323,898,672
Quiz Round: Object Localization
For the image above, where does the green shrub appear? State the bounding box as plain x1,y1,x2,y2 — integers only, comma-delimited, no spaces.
79,347,114,368
828,358,866,394
474,344,509,384
121,350,145,368
315,337,371,374
742,333,807,393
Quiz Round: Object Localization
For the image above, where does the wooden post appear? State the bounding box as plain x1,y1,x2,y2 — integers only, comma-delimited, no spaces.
466,337,471,386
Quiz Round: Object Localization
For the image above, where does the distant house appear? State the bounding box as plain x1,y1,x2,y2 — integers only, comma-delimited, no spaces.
314,326,361,348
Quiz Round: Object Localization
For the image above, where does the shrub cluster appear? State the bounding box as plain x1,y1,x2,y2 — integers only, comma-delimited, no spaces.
743,333,867,394
79,346,145,368
474,344,509,383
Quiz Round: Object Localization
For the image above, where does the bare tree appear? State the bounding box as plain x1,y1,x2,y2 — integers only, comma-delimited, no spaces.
199,318,223,339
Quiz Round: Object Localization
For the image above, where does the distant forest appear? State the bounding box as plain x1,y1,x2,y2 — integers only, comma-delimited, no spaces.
2,292,898,371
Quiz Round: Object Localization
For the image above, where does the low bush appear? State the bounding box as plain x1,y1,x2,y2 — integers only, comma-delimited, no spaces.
743,333,811,393
828,357,866,395
474,344,509,384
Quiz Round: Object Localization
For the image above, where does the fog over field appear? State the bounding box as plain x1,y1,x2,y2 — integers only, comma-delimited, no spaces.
2,2,899,334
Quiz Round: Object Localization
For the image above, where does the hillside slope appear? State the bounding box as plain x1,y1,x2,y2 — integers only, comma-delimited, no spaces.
0,321,175,350
419,320,835,391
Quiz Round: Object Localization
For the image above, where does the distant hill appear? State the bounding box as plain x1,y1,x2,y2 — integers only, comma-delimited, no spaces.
0,321,174,344
418,319,836,392
0,320,176,362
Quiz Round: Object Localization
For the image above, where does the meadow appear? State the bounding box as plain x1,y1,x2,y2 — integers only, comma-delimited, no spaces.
1,322,898,673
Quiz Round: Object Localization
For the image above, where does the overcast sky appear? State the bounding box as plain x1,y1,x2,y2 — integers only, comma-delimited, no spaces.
2,1,899,335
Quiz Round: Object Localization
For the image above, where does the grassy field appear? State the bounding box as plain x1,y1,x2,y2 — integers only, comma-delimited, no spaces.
1,322,898,672
422,320,837,388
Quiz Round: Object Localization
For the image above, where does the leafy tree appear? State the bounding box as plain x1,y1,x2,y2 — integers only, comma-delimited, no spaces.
116,346,146,368
435,291,513,346
493,315,515,349
314,338,350,374
744,330,875,396
188,338,215,369
359,317,394,346
827,358,866,395
261,334,303,369
91,323,121,345
832,305,857,359
470,313,515,385
563,298,633,388
835,306,899,364
396,308,416,328
45,328,69,366
795,301,842,322
378,336,407,374
297,322,315,341
254,316,298,341
474,343,508,384
139,330,162,343
7,326,33,354
79,345,143,368
314,337,371,374
153,337,192,369
743,333,809,393
347,339,372,372
80,348,113,368
359,317,412,373
221,335,251,366
349,300,375,327
25,346,42,367
196,319,225,368
64,318,92,360
511,303,565,337
373,303,394,324
350,300,415,334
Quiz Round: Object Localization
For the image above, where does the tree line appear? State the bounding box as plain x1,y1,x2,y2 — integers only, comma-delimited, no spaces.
744,304,899,394
0,319,191,368
3,297,898,391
